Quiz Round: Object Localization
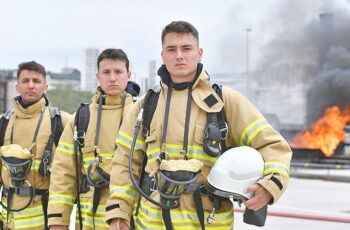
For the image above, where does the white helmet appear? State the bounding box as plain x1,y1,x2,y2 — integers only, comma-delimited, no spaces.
207,146,264,200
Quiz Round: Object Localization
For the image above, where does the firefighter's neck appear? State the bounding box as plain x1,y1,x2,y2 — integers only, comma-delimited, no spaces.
170,72,196,84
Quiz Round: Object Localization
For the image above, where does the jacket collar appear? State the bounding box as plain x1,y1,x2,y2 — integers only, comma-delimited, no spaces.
158,63,224,113
158,63,203,90
91,86,130,109
12,97,47,118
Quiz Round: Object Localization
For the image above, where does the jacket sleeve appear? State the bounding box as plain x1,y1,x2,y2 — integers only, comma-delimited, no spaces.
48,116,77,226
223,87,292,204
105,99,145,225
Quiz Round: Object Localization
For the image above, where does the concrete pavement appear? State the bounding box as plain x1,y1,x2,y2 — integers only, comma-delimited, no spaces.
234,170,350,230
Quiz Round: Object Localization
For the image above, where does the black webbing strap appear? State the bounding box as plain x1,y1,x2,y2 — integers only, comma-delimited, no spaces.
74,143,83,230
75,103,90,148
142,89,160,138
49,106,63,146
182,87,192,154
91,95,103,227
32,109,45,144
0,109,14,146
212,84,227,152
92,187,101,216
6,190,12,225
94,95,103,152
41,191,49,230
2,187,48,197
39,107,62,177
160,87,172,160
162,208,173,230
193,189,205,230
74,103,90,230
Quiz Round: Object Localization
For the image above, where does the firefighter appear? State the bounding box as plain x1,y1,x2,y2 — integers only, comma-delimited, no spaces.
0,61,71,230
105,21,292,230
48,48,140,230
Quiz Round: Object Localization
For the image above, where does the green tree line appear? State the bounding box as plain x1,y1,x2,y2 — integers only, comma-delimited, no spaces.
47,87,93,114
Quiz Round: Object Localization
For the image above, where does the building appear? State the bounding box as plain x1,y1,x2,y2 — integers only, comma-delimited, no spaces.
0,70,16,113
211,63,316,130
81,48,99,92
47,67,81,90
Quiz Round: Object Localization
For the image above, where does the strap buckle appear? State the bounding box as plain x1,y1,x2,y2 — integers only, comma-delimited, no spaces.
220,122,228,140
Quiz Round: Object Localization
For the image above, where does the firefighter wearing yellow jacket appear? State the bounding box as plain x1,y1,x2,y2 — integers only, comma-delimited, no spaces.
106,21,292,230
48,49,140,230
0,61,71,230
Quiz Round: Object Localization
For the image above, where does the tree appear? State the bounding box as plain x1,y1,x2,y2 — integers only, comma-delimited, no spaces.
47,87,93,114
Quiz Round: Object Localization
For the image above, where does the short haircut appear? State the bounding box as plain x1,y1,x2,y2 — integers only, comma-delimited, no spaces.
161,21,199,45
17,61,46,81
97,48,130,71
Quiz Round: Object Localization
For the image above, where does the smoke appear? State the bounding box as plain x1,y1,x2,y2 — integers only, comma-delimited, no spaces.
308,46,350,124
253,0,350,125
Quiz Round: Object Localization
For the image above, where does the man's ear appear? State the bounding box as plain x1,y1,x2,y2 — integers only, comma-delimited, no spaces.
198,48,203,61
127,71,131,80
44,83,48,93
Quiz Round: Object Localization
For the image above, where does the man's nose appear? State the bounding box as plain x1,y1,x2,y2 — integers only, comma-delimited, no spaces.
176,49,184,59
28,80,35,87
110,74,117,81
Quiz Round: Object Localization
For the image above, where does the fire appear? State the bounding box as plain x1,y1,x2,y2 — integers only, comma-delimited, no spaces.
290,105,350,157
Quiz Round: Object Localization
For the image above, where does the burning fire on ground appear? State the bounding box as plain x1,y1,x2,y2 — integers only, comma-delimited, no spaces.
290,105,350,157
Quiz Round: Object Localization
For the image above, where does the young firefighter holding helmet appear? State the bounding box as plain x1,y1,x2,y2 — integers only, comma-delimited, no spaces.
0,61,71,229
47,49,140,230
106,21,292,230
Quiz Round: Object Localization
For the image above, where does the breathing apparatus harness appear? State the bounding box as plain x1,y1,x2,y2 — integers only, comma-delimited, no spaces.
73,82,140,230
0,102,62,229
128,64,228,230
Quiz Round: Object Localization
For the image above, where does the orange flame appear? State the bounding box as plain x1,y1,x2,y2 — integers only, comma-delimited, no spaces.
290,106,350,157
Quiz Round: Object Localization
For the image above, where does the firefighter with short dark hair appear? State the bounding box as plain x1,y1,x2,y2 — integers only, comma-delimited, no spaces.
0,61,71,229
48,48,140,230
106,21,292,229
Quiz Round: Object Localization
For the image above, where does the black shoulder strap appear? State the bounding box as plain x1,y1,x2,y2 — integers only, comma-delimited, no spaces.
74,103,90,148
142,88,161,138
73,103,90,230
49,106,63,147
212,83,228,152
133,88,160,221
0,109,14,146
39,107,63,177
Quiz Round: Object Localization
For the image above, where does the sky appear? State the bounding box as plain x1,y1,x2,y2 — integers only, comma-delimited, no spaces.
0,0,349,78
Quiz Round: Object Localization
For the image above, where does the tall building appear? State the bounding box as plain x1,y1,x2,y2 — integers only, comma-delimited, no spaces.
81,48,99,92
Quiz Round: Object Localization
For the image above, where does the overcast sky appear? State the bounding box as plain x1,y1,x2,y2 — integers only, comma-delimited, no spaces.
1,0,349,77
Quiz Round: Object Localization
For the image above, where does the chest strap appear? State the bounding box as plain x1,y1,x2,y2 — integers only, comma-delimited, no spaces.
2,187,48,197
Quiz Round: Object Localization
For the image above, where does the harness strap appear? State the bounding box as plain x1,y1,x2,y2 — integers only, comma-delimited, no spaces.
92,187,101,216
160,87,172,160
0,109,14,146
193,189,205,230
32,109,45,144
2,187,48,197
41,192,49,230
162,208,173,230
49,106,63,146
182,87,192,154
94,95,103,153
212,84,228,151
